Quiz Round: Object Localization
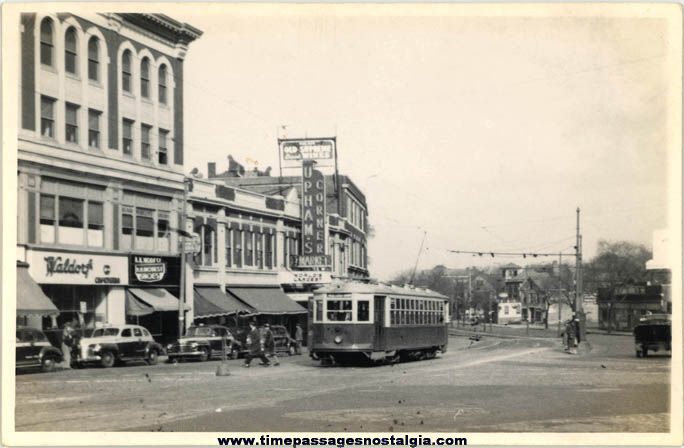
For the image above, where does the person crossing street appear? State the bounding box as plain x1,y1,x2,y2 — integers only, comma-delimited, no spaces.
262,324,280,366
243,321,270,367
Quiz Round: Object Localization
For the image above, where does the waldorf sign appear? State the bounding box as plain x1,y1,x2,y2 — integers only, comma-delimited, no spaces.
27,250,128,285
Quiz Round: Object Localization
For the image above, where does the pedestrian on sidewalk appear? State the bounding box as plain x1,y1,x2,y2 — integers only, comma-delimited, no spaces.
295,324,304,351
562,319,577,354
60,322,75,369
243,321,270,368
262,324,280,366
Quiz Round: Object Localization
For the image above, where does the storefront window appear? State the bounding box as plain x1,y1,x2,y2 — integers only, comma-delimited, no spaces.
327,300,352,321
136,208,154,251
58,197,84,245
87,201,104,247
40,194,56,243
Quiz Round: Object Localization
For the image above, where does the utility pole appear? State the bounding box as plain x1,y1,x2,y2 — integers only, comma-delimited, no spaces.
178,178,189,340
575,207,586,343
558,252,562,336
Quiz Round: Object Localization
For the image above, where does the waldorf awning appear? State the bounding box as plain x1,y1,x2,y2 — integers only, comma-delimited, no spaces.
16,262,59,317
126,288,189,316
193,287,255,319
226,286,306,315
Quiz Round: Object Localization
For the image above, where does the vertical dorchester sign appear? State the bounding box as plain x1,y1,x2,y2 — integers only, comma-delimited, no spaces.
298,160,331,269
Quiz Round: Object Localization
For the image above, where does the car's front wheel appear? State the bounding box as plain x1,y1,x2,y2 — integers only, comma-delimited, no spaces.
199,347,209,362
147,349,159,365
41,356,57,372
100,351,115,368
288,344,297,356
229,346,240,360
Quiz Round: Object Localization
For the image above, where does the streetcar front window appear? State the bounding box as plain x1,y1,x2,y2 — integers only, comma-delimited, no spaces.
315,300,323,322
357,300,370,321
327,300,352,321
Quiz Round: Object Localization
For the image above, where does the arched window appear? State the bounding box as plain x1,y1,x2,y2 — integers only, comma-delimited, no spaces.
40,18,54,66
122,49,132,93
140,57,150,98
88,36,99,81
65,27,78,74
158,64,167,104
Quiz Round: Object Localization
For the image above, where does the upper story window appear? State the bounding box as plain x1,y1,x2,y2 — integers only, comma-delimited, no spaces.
122,50,132,93
141,124,151,160
120,205,170,252
65,103,79,144
233,229,243,268
158,65,167,104
65,27,78,75
158,129,168,165
88,36,99,81
140,57,150,99
40,96,55,138
122,118,133,155
40,18,54,67
39,193,104,247
88,109,101,149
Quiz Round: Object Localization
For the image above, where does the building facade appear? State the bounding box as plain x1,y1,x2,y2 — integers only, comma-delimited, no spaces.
17,12,201,344
204,158,371,306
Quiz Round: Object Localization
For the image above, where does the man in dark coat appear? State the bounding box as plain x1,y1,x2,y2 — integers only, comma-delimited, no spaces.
243,321,270,367
262,324,280,366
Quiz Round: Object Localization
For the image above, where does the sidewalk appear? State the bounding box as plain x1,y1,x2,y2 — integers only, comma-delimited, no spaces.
449,322,631,339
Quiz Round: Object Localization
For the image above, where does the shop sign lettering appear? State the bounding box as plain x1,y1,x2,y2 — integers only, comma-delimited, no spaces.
28,250,128,285
301,160,328,268
133,256,166,282
44,256,93,278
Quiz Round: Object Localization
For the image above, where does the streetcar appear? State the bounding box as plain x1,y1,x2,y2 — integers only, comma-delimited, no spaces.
309,282,449,364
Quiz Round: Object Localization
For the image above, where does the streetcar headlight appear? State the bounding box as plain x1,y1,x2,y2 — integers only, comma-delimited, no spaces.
334,335,343,344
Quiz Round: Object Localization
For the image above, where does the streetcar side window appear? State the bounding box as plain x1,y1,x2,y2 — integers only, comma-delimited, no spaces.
390,298,396,325
327,300,352,321
315,300,323,322
357,300,370,322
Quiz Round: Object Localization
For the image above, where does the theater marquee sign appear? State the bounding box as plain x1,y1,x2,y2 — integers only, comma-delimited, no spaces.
27,250,128,285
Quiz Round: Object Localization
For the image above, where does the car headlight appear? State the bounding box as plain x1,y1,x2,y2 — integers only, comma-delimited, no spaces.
190,342,198,348
334,335,343,344
167,343,174,350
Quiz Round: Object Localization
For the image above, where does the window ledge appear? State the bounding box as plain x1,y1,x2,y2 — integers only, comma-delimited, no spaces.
122,91,136,100
65,73,81,82
40,64,58,74
88,80,103,89
141,98,154,106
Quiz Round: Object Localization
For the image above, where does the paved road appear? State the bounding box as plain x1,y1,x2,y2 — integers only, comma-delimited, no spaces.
15,334,670,432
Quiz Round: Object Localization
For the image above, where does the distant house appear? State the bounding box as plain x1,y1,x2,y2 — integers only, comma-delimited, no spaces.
499,264,523,324
519,270,556,323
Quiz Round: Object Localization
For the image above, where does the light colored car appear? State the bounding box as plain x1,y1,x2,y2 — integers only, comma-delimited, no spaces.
73,324,163,368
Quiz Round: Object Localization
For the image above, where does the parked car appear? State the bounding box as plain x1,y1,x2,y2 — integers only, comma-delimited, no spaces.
634,314,671,358
16,326,63,373
72,324,163,368
166,324,242,362
270,325,301,356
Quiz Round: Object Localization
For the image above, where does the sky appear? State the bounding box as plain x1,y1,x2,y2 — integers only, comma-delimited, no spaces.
177,5,678,281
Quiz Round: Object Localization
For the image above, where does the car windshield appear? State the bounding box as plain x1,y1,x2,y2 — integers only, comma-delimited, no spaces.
91,328,119,337
186,327,214,337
